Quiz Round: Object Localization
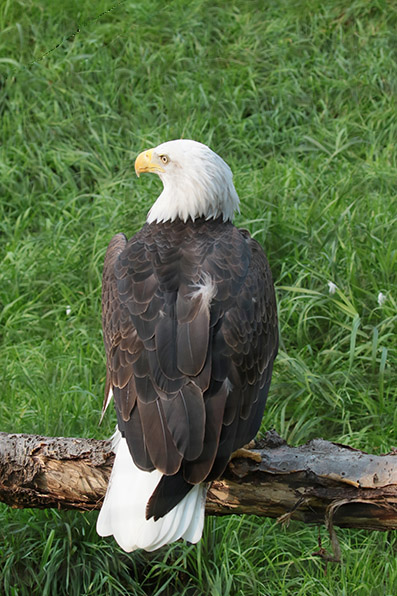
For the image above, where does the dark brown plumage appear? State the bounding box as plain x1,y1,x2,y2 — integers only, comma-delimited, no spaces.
102,216,278,521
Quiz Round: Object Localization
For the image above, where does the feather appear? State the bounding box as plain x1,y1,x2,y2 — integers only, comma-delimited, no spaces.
134,374,159,404
145,470,195,521
96,431,206,552
137,398,182,475
147,348,185,394
155,312,179,380
161,382,205,461
99,385,113,425
176,286,202,323
113,376,137,422
177,305,209,376
117,407,154,471
184,381,228,484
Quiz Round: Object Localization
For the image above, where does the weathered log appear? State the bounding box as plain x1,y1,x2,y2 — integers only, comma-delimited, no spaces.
0,430,396,533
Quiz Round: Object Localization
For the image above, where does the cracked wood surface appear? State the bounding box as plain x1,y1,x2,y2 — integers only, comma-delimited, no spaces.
0,430,396,531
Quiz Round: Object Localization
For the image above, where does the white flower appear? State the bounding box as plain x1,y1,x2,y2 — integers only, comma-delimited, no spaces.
328,281,337,295
377,292,386,306
66,305,71,316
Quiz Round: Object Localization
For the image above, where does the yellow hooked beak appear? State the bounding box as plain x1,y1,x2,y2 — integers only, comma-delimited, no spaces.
134,148,165,177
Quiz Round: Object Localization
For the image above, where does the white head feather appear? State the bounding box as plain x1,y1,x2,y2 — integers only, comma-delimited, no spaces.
135,139,240,224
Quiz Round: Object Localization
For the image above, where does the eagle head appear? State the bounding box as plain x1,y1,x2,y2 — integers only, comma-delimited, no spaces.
134,139,240,224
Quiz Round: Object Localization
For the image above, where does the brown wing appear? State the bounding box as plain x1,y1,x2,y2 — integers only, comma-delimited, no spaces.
101,218,278,519
182,231,278,484
202,236,278,481
101,233,137,419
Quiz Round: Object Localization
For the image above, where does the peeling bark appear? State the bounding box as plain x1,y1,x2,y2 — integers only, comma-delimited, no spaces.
0,430,396,531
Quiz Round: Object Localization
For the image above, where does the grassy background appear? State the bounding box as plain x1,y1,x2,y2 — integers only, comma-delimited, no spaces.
1,0,396,594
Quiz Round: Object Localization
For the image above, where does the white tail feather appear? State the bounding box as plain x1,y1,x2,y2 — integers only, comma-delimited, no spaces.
96,429,206,552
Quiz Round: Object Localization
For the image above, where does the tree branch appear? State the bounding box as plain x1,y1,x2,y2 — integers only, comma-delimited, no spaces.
1,431,396,532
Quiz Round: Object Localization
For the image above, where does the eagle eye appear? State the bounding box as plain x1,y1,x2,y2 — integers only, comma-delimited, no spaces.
160,155,169,165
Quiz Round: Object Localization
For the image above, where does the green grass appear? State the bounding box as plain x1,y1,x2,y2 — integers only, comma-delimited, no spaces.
1,0,396,594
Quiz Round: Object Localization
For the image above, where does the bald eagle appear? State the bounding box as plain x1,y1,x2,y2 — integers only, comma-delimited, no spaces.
96,140,278,551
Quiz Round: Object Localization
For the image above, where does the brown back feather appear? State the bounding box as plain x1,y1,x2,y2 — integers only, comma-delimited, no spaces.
102,217,278,518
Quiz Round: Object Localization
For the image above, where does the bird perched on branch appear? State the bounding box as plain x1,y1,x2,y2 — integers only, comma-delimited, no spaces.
97,139,278,551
